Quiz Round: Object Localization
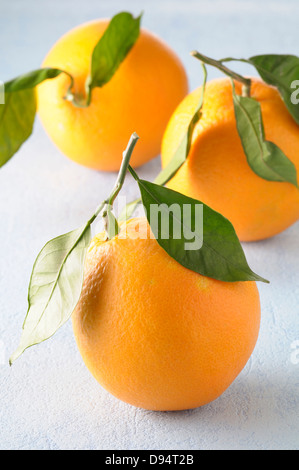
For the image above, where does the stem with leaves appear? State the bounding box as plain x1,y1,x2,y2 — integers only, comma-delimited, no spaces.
191,50,252,97
102,133,139,238
190,51,298,187
0,11,142,167
9,132,139,365
10,128,269,365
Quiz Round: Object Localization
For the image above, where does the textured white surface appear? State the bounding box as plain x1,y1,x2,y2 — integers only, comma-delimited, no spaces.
0,0,299,450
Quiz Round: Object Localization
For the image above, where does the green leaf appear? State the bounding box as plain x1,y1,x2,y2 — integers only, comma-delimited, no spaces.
130,171,268,283
249,54,299,125
154,64,207,187
0,89,37,167
5,68,67,93
9,134,140,364
106,206,120,239
119,64,207,222
232,82,298,187
89,11,142,91
1,68,71,166
9,224,92,365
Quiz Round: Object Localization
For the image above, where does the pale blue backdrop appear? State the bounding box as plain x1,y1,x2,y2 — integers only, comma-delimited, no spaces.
0,0,298,450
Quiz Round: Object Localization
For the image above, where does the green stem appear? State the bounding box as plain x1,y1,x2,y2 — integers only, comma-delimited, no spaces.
64,90,90,109
241,83,251,98
128,164,140,182
191,50,251,96
84,77,93,107
84,133,140,239
108,132,140,207
87,201,106,225
102,133,139,238
63,72,92,109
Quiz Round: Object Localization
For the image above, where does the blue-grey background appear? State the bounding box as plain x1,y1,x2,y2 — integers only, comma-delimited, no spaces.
0,0,298,450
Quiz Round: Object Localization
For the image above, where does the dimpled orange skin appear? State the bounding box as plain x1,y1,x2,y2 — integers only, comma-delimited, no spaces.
72,218,261,411
36,20,188,172
161,77,299,242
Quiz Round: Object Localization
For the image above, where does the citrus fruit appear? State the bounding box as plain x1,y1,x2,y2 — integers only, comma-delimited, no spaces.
161,77,299,242
72,217,261,411
36,19,188,172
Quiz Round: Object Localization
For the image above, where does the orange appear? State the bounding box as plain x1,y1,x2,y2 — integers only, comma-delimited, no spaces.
161,77,299,242
37,19,188,172
72,218,261,411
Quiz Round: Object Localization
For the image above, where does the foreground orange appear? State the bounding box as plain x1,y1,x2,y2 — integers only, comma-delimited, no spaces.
72,218,261,411
161,78,299,241
37,19,188,171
